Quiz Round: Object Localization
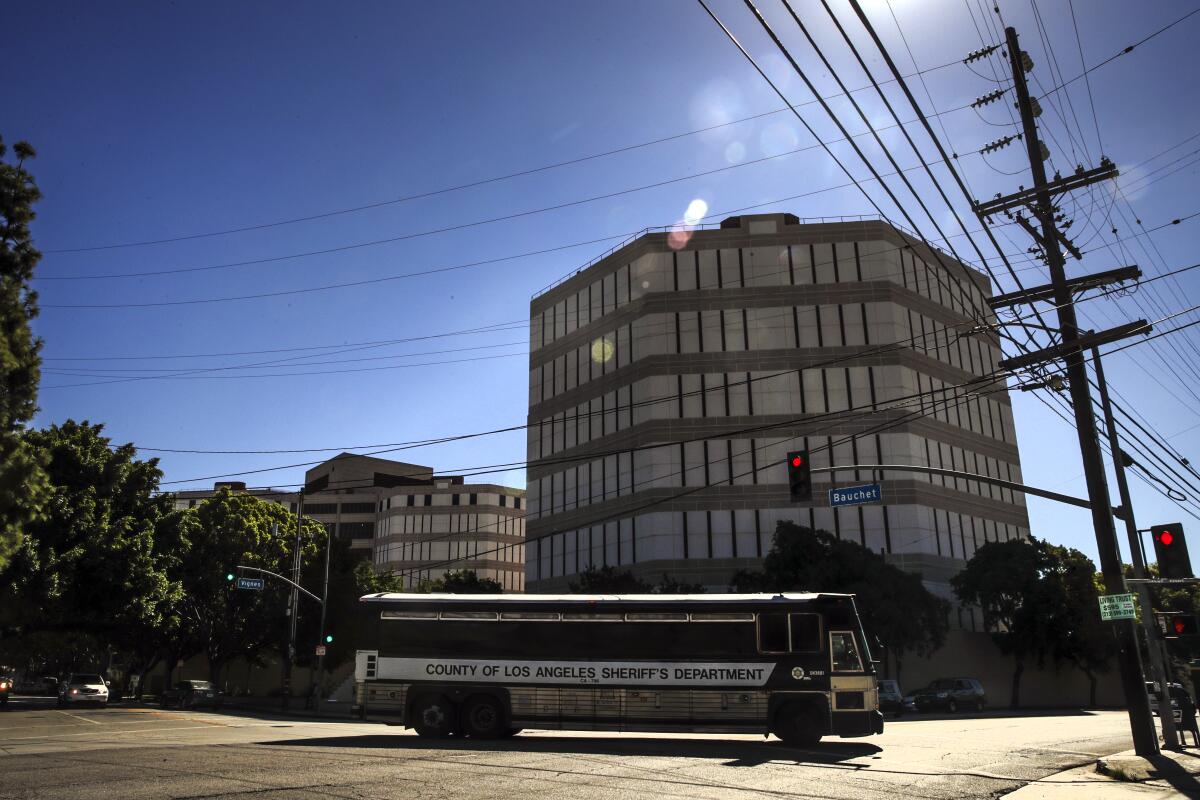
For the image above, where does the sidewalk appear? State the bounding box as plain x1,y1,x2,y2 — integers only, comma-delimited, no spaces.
1006,747,1200,798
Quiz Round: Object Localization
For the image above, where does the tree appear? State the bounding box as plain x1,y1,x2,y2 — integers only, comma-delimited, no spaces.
154,490,323,687
733,522,948,674
568,566,652,593
436,569,503,593
1043,543,1116,707
0,136,49,570
0,421,175,665
953,537,1059,708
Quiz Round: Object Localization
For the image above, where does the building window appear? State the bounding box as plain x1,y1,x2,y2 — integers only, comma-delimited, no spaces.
303,503,338,515
424,495,432,507
406,495,415,507
341,502,376,514
514,497,522,510
470,493,477,505
500,495,507,507
452,494,460,506
338,522,374,539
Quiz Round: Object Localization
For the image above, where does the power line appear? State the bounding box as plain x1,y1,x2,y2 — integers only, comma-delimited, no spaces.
40,57,970,255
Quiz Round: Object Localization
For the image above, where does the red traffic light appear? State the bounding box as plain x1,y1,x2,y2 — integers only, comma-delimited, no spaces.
791,455,804,468
1159,530,1175,546
1175,619,1187,635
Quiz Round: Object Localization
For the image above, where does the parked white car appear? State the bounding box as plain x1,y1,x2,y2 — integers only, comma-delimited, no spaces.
57,673,109,708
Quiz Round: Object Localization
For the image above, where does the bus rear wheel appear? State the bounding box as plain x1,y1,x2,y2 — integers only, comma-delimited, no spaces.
773,702,823,748
412,694,457,738
462,695,507,739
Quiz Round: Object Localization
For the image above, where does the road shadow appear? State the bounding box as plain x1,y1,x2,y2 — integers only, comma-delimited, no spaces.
259,732,881,767
1145,751,1200,796
888,708,1099,722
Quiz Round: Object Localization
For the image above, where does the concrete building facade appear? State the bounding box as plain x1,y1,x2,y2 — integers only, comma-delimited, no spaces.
172,453,525,590
524,213,1029,602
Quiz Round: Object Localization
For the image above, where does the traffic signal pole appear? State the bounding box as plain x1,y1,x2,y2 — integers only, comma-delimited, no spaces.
1093,345,1179,749
1005,26,1157,756
313,521,332,717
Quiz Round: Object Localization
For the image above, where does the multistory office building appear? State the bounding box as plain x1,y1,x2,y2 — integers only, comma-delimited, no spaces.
524,213,1029,600
173,453,525,590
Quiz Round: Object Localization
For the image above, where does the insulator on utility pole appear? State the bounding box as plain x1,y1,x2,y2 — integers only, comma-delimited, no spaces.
1038,140,1050,161
972,88,1007,108
980,134,1019,154
964,43,1001,63
1020,50,1034,72
1029,97,1043,118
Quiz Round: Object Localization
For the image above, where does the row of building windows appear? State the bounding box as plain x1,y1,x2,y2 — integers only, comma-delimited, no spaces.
526,505,1029,581
526,432,1024,522
377,511,524,538
529,365,1017,464
529,303,1000,411
375,538,526,566
382,492,522,510
531,240,990,353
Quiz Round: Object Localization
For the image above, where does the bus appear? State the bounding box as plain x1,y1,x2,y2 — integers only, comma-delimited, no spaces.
352,592,883,746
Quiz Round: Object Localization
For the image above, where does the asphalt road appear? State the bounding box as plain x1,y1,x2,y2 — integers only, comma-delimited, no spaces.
0,696,1138,799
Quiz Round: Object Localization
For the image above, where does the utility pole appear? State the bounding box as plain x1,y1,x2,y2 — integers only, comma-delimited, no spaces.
314,519,332,717
1000,26,1157,756
1093,345,1180,749
276,521,293,712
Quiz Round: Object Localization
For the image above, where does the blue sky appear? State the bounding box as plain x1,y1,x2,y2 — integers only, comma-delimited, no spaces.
8,0,1200,570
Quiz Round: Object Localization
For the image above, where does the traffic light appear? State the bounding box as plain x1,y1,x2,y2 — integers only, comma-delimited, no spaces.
1163,614,1199,638
1152,523,1193,579
324,634,333,644
226,572,235,582
786,450,812,502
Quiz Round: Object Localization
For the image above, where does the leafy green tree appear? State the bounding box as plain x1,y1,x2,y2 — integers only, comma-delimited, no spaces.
734,522,948,675
654,573,707,594
0,421,175,661
1042,543,1115,707
437,569,502,593
155,490,323,686
0,137,49,570
568,565,652,593
953,537,1060,708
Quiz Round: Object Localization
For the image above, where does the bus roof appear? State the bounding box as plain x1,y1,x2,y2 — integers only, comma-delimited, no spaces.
360,592,844,604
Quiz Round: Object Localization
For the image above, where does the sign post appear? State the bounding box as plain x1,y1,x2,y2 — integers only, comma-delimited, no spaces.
1098,593,1137,621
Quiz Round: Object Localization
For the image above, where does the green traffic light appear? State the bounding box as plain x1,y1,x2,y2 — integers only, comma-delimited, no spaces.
226,573,235,582
324,634,333,644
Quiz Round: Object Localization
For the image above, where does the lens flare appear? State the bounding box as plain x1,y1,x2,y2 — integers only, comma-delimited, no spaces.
683,199,709,226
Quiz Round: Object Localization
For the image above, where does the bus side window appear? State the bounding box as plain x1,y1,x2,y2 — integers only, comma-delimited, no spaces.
830,631,863,672
789,614,821,652
758,613,790,653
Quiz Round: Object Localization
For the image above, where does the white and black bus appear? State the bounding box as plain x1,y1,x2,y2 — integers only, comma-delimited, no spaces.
352,592,883,746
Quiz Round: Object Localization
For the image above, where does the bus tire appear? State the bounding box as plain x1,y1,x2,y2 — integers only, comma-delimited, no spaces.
503,728,522,738
773,701,823,748
462,694,507,739
411,694,457,738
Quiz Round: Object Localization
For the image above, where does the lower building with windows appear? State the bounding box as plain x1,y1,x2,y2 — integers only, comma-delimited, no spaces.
524,213,1030,608
172,453,526,590
373,476,526,592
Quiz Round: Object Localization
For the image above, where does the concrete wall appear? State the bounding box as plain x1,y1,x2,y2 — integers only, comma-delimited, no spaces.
888,630,1124,708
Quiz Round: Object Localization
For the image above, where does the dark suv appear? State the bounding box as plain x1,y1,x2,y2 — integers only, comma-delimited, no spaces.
912,678,986,713
160,680,218,709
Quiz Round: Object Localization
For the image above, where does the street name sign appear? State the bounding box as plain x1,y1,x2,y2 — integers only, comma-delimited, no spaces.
1098,593,1137,621
828,483,882,508
236,576,265,591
